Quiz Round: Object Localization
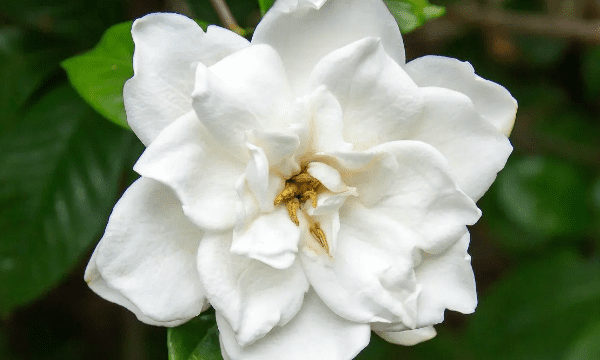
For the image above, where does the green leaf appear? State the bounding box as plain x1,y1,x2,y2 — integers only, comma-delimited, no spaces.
167,312,223,360
495,155,590,240
258,0,276,15
466,251,600,359
0,27,72,133
0,84,135,314
62,21,134,130
385,0,445,33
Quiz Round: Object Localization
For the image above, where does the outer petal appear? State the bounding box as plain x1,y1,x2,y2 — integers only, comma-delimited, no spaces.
85,248,188,327
252,0,405,95
134,111,245,231
87,177,206,325
405,87,513,201
217,289,371,360
375,326,437,346
197,231,309,346
309,37,423,151
413,233,477,327
124,13,249,145
404,55,518,136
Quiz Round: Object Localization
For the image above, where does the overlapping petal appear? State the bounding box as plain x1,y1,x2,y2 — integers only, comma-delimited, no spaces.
404,55,518,136
367,141,481,252
404,87,513,200
86,177,206,325
134,111,245,230
252,0,405,94
197,231,309,346
309,37,423,151
124,13,249,145
413,233,477,327
217,290,371,360
301,199,421,326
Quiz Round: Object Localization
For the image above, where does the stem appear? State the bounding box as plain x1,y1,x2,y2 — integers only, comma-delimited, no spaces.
209,0,246,36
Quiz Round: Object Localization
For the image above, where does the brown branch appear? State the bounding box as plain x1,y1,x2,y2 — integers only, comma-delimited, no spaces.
209,0,246,36
447,3,600,44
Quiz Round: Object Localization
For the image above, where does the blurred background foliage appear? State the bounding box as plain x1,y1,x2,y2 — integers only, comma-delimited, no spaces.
0,0,599,359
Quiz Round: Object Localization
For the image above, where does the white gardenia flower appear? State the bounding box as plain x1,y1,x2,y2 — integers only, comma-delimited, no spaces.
85,0,516,359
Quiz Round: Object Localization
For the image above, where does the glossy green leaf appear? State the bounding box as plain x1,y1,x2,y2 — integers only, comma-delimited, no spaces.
167,312,223,360
495,156,590,239
258,0,276,15
385,0,445,33
0,84,135,314
62,21,134,130
466,251,600,359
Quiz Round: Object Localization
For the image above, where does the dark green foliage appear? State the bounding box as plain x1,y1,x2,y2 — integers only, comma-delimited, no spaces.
0,85,136,314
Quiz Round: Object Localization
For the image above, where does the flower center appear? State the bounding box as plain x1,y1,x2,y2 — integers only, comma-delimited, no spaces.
274,166,329,253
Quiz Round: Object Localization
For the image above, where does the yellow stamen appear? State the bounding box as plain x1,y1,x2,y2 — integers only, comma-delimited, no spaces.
274,165,329,253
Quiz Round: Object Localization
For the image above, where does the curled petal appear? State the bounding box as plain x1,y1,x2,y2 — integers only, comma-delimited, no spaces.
134,111,245,231
404,55,518,136
370,141,481,253
217,290,371,360
253,0,405,94
413,233,477,327
404,87,513,201
198,231,309,346
302,200,421,326
374,326,437,346
208,44,294,131
231,207,301,269
124,13,249,145
86,177,206,325
309,37,423,151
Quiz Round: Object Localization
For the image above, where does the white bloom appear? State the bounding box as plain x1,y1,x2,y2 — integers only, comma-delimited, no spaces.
85,0,516,359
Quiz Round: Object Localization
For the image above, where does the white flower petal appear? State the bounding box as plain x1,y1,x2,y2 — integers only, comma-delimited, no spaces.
245,143,271,212
252,0,405,95
413,233,477,326
88,177,206,325
192,64,261,161
307,162,346,192
217,289,371,360
124,13,249,145
231,207,301,269
208,44,294,131
375,326,437,346
317,150,398,207
197,231,309,346
405,87,513,201
404,55,518,136
134,111,245,231
85,248,189,327
301,200,421,326
370,141,481,253
248,130,301,171
308,86,353,153
309,37,423,151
